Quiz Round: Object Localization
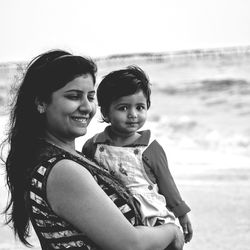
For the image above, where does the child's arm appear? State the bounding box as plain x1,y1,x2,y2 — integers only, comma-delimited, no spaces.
82,136,97,159
142,140,190,216
142,140,193,242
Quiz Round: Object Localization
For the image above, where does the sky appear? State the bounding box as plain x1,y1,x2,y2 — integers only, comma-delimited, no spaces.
1,0,250,62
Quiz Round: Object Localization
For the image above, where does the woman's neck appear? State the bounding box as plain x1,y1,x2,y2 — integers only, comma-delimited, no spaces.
44,132,76,154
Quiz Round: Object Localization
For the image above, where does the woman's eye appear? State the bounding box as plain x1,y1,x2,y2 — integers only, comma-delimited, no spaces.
67,95,80,100
88,95,95,102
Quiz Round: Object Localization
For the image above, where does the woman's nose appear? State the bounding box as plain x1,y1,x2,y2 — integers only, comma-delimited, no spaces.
79,98,92,113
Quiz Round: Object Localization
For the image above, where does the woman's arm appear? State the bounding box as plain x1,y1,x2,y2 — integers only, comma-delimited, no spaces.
47,159,183,250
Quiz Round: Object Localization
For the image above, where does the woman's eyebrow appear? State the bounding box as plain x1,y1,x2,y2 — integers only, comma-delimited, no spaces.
65,89,82,93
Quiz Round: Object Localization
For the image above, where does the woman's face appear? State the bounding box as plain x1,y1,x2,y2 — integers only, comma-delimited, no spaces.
43,74,96,142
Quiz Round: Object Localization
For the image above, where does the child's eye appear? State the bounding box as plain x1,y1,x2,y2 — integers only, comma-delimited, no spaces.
118,106,128,111
137,105,146,111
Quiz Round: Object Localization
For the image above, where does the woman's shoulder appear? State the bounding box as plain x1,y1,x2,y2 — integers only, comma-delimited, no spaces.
47,158,93,187
46,158,97,210
30,153,69,183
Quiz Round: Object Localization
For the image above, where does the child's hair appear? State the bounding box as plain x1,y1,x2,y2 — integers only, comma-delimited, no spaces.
97,65,151,122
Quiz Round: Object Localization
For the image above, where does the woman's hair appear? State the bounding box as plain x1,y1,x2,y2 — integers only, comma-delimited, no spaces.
97,65,151,122
0,49,97,245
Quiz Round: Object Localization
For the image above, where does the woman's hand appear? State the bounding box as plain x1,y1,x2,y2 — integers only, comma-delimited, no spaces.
172,226,185,250
166,225,185,250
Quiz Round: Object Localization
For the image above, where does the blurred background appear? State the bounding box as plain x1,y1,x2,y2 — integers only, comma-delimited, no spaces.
1,0,250,249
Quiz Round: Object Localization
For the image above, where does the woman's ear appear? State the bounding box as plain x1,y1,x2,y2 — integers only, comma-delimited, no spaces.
35,97,47,114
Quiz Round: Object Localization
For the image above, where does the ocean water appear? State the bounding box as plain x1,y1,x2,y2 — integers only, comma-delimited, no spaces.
92,51,250,171
0,49,250,250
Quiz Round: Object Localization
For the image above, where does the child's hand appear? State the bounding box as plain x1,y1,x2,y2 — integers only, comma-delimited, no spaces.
178,214,193,243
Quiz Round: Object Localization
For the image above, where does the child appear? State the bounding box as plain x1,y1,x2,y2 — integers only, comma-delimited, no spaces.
82,66,193,243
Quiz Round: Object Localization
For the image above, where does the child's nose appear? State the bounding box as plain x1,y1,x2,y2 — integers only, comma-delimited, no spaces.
128,109,137,118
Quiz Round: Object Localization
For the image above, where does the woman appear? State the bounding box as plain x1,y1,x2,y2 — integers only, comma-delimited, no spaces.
0,49,184,250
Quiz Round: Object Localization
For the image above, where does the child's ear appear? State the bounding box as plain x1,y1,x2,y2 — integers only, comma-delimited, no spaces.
104,116,110,123
35,97,47,114
101,108,110,123
103,114,110,123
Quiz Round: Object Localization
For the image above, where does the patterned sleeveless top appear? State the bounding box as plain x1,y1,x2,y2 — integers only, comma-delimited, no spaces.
28,140,141,250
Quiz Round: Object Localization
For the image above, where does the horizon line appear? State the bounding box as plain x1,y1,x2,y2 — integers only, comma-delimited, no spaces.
1,44,250,65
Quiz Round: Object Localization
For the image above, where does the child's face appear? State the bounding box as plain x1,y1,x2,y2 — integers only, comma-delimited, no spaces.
106,90,147,137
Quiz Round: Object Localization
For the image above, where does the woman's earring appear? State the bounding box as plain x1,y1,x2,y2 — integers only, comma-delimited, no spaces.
37,106,45,114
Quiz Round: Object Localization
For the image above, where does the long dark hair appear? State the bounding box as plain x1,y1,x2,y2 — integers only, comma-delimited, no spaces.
0,49,97,245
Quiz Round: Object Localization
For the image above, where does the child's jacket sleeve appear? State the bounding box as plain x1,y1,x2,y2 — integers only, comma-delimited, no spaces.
142,140,191,218
82,137,97,159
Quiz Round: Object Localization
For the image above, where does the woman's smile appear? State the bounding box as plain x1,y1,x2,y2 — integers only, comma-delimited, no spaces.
71,116,89,126
44,74,96,141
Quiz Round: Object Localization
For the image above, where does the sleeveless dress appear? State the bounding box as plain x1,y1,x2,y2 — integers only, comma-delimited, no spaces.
28,140,141,250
